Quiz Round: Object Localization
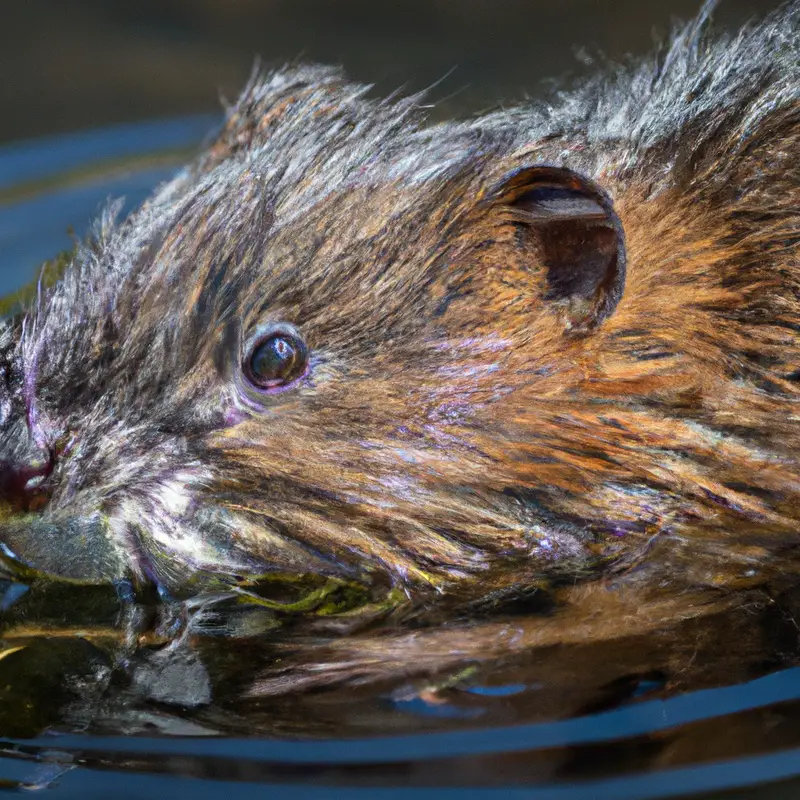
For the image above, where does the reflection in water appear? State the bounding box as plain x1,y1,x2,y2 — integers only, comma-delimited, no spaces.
4,550,800,795
1,86,800,800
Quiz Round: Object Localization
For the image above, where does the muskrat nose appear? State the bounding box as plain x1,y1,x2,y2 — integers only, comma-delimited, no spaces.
0,421,54,512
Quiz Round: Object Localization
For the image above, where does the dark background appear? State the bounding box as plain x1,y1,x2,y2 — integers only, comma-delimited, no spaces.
0,0,781,145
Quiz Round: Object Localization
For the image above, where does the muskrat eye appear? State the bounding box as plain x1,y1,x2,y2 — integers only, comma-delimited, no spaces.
245,329,308,389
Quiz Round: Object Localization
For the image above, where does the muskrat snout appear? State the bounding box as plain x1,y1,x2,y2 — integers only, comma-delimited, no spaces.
0,420,53,514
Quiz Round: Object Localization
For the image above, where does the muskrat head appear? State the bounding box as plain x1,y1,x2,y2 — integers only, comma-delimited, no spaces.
0,69,630,597
2,8,799,603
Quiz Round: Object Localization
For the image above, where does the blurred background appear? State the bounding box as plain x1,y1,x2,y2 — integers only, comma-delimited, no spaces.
0,0,781,144
0,0,783,297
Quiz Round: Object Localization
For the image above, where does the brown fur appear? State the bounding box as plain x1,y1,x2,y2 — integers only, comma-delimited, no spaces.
0,4,798,625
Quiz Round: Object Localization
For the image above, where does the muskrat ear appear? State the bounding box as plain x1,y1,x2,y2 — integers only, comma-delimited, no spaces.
491,166,626,330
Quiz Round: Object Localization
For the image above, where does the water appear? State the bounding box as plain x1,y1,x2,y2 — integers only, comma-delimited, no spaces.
2,115,800,800
0,116,218,297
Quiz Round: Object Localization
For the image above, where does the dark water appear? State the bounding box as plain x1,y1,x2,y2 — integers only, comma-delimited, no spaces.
1,119,800,800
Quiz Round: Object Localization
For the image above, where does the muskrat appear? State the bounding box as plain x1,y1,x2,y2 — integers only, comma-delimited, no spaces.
0,2,798,617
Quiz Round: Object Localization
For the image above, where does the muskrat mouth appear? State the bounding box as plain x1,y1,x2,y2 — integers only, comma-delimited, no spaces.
0,475,52,515
0,510,132,585
0,507,398,624
0,444,55,516
0,508,212,594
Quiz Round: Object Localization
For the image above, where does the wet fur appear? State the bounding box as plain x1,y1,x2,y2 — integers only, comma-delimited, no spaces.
7,2,800,608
